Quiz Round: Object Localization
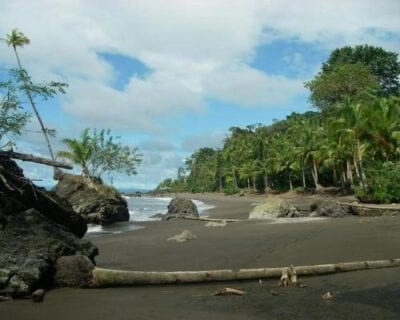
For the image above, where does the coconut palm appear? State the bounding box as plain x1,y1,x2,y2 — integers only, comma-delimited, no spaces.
58,128,93,178
268,133,297,190
333,100,369,187
5,29,55,160
363,97,400,161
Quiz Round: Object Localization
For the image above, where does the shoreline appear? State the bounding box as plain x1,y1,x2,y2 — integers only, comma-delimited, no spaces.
2,193,400,319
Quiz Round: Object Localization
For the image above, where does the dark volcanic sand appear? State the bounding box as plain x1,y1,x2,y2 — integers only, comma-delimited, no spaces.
1,194,400,320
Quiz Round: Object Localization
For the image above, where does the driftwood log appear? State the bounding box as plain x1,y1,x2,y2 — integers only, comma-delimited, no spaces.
182,216,241,223
340,202,400,211
0,151,72,169
90,258,400,287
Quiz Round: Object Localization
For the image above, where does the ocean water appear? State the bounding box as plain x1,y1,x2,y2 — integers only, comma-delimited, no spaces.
87,196,215,235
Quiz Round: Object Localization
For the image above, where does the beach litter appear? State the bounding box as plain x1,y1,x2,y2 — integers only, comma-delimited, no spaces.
214,287,246,296
205,220,227,227
167,229,197,242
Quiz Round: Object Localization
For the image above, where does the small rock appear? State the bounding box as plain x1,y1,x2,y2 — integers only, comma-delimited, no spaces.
167,229,197,242
205,220,227,227
31,289,46,303
322,291,334,300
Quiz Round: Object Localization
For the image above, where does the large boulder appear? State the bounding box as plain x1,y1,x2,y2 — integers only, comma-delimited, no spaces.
0,156,98,297
249,194,300,220
309,200,351,217
53,174,129,225
162,197,199,220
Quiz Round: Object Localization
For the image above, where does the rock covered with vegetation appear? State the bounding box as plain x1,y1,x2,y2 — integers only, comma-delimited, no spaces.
54,173,129,225
249,194,300,219
0,156,97,297
162,197,199,220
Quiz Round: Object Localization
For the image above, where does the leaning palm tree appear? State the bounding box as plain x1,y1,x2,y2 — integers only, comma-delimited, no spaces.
5,28,55,160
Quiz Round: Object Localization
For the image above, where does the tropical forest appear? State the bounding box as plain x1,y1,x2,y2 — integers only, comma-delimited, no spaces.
156,45,400,203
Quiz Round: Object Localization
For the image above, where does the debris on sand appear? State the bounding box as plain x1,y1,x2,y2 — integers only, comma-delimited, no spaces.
205,220,227,227
278,265,298,287
214,287,246,296
167,229,197,242
322,292,334,300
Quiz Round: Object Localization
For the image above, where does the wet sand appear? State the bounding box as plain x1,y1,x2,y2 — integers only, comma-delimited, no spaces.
2,193,400,320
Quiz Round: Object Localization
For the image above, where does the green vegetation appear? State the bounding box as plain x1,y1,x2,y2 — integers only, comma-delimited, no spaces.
58,128,142,181
156,45,400,203
0,66,66,150
4,29,67,160
0,74,30,148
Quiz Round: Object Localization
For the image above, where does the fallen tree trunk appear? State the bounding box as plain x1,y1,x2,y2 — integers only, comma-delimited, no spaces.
0,151,72,169
91,258,400,287
182,216,242,222
340,202,400,211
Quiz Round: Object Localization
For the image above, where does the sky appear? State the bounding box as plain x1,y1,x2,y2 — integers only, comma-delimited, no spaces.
0,0,399,190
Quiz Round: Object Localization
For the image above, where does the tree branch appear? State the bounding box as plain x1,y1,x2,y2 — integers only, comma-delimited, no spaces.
0,150,73,169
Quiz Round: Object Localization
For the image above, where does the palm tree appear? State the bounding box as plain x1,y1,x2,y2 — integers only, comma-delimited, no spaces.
58,128,93,178
333,101,369,187
363,97,400,161
5,29,55,160
268,133,297,190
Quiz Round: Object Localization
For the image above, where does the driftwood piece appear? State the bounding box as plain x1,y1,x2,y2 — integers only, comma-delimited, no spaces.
182,216,241,222
340,202,400,211
214,287,246,296
91,258,400,287
205,220,227,227
0,151,73,169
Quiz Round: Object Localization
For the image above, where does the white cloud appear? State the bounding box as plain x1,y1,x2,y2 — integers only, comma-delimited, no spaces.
181,131,225,152
1,0,397,132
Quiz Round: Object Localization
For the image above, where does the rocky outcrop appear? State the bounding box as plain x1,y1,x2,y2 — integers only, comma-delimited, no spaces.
0,156,98,297
309,200,352,217
162,197,199,220
53,173,129,225
249,194,300,219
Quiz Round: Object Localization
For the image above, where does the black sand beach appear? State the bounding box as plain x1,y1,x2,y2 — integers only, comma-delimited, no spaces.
2,194,400,320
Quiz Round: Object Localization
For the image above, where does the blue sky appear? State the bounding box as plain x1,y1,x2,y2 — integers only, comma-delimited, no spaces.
0,0,399,190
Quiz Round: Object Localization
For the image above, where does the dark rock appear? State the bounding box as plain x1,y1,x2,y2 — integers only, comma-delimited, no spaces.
53,174,129,225
54,255,95,288
0,156,98,297
162,197,199,220
309,200,351,217
31,289,46,303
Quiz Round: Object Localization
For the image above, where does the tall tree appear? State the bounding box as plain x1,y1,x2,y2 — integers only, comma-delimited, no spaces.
322,45,400,96
5,29,57,160
306,63,378,110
